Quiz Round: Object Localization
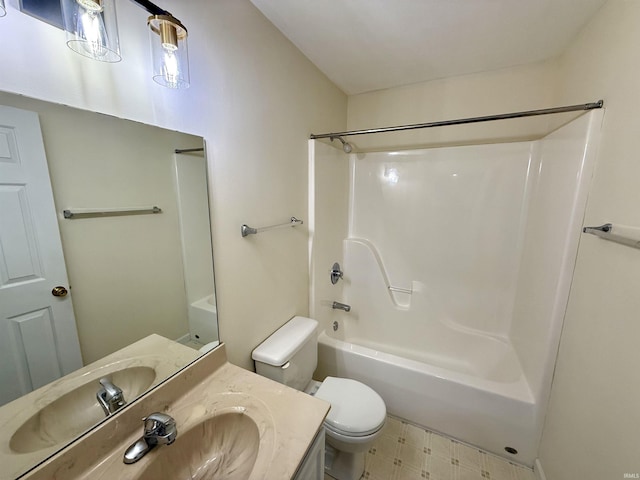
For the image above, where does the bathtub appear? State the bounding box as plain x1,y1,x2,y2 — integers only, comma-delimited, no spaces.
315,331,540,466
188,294,218,344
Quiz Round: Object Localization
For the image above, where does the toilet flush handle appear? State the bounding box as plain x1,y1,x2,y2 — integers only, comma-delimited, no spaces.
281,362,290,370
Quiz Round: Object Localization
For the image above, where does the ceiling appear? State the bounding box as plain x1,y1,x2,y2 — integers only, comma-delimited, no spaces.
250,0,608,95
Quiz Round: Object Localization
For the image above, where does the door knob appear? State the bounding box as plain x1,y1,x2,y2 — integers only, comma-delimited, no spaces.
52,286,68,297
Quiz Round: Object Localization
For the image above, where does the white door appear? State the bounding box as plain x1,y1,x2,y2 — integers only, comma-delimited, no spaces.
0,105,83,406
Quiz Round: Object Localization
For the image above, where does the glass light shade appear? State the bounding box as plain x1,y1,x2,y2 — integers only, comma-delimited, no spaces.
148,15,189,89
61,0,121,62
0,0,6,17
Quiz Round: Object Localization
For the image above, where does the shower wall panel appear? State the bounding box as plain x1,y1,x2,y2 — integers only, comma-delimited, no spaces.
308,140,350,336
349,143,535,338
510,111,602,401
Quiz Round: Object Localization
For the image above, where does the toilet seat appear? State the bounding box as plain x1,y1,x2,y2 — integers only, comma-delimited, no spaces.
315,377,386,437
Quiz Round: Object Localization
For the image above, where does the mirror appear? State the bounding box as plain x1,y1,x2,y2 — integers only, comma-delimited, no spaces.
0,91,218,479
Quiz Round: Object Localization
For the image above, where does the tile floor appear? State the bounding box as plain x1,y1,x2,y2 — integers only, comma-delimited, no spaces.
326,416,535,480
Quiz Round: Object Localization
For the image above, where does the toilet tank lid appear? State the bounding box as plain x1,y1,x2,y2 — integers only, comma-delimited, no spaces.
251,316,318,367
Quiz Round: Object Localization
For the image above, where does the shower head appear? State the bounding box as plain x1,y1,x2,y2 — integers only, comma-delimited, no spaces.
330,136,353,154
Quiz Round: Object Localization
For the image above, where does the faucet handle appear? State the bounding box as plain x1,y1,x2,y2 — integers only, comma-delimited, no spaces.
143,413,177,445
330,262,344,285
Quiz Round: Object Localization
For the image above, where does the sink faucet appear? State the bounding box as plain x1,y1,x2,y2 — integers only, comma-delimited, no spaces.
97,378,126,416
123,413,177,464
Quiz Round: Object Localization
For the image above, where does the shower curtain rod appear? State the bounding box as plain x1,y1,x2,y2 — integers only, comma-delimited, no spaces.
309,100,603,139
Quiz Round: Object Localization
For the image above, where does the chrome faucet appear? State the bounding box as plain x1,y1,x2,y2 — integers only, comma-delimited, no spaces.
97,378,126,416
332,301,351,312
123,413,177,464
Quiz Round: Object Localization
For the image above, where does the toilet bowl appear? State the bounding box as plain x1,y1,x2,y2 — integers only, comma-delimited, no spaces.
314,376,385,479
252,316,387,480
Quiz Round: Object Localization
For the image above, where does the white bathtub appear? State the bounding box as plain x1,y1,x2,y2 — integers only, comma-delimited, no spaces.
188,294,218,344
315,331,539,466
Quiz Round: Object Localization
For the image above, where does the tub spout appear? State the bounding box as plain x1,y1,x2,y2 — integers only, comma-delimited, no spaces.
332,301,351,312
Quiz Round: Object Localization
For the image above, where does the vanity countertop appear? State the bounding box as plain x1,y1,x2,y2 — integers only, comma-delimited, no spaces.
20,344,331,480
1,334,200,480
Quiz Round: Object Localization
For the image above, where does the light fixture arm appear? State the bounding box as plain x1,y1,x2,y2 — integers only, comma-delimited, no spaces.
127,0,170,17
127,0,186,31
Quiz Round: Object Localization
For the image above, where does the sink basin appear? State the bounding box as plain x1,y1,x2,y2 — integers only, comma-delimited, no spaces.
10,366,156,454
136,412,260,480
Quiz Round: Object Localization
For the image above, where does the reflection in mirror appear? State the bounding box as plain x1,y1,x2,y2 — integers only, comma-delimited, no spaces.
0,91,218,479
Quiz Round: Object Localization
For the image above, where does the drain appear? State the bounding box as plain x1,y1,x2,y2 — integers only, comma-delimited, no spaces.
504,447,518,455
333,321,339,331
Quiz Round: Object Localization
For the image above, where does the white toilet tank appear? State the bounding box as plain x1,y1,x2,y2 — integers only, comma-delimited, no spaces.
251,316,318,391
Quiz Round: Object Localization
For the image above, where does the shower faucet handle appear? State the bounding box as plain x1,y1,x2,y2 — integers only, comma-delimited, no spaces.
330,262,344,284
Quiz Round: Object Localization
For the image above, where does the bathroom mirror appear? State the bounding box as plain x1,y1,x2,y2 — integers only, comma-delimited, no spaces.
0,91,218,478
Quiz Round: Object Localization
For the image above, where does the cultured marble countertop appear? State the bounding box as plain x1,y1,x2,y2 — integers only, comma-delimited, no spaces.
20,344,331,480
1,334,200,480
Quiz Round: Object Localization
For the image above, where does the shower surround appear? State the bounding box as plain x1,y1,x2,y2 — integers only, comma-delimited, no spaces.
309,111,602,466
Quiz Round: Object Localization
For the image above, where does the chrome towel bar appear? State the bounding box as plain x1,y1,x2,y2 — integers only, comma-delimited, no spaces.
583,223,640,249
241,216,303,237
63,206,162,219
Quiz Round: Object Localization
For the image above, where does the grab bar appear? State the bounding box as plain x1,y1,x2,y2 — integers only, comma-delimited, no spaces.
388,286,412,295
241,216,303,237
583,222,640,249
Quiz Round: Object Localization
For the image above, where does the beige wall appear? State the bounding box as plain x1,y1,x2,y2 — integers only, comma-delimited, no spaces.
538,1,640,477
0,91,202,364
201,3,347,369
0,0,347,370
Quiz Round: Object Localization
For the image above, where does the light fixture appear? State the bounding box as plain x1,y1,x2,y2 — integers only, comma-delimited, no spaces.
0,0,7,17
61,0,121,62
58,0,190,88
148,14,189,89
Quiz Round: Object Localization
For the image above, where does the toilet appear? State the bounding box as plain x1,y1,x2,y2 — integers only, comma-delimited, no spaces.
252,316,386,480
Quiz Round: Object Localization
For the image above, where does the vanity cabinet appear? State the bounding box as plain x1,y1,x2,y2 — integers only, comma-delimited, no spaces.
293,427,325,480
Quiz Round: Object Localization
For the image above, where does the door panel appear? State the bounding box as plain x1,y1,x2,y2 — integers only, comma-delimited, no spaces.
0,185,43,285
8,308,62,392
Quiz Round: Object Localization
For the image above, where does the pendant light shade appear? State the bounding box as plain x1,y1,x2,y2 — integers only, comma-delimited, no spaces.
148,15,189,89
61,0,121,62
0,0,6,17
57,0,190,88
